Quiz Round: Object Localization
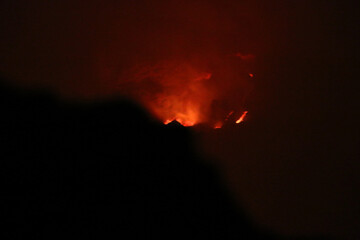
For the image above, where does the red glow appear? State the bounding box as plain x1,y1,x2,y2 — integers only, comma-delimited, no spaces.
225,111,234,121
164,119,172,125
125,62,216,126
118,55,254,127
175,118,196,127
164,118,195,127
214,121,223,129
236,111,248,124
249,73,254,78
235,53,256,60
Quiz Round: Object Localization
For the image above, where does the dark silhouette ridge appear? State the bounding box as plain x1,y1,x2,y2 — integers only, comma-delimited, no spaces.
0,79,277,239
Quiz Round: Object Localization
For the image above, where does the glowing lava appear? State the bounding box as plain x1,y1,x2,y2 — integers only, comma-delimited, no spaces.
125,62,215,127
117,55,254,128
214,121,223,129
164,118,196,127
236,111,248,124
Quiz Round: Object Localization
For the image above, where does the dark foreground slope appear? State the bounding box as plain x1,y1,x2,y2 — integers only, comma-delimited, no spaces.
0,80,275,239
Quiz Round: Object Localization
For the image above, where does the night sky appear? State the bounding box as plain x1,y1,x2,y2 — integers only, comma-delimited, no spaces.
1,0,360,238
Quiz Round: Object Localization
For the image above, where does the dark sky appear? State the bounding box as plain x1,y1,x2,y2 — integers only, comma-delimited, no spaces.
1,0,359,238
0,0,265,97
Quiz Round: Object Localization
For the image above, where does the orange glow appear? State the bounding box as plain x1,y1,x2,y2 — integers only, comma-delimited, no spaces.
127,62,215,126
225,110,234,121
164,119,172,125
175,118,195,127
214,121,223,129
164,118,195,127
118,55,254,127
235,111,248,124
248,73,254,78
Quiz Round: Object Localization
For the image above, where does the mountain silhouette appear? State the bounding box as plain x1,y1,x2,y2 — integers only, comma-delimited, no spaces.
0,79,275,239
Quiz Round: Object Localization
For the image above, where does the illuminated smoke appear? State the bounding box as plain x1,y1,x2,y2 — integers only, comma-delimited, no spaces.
113,55,254,127
235,53,256,61
90,1,258,126
120,61,214,126
0,1,261,121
